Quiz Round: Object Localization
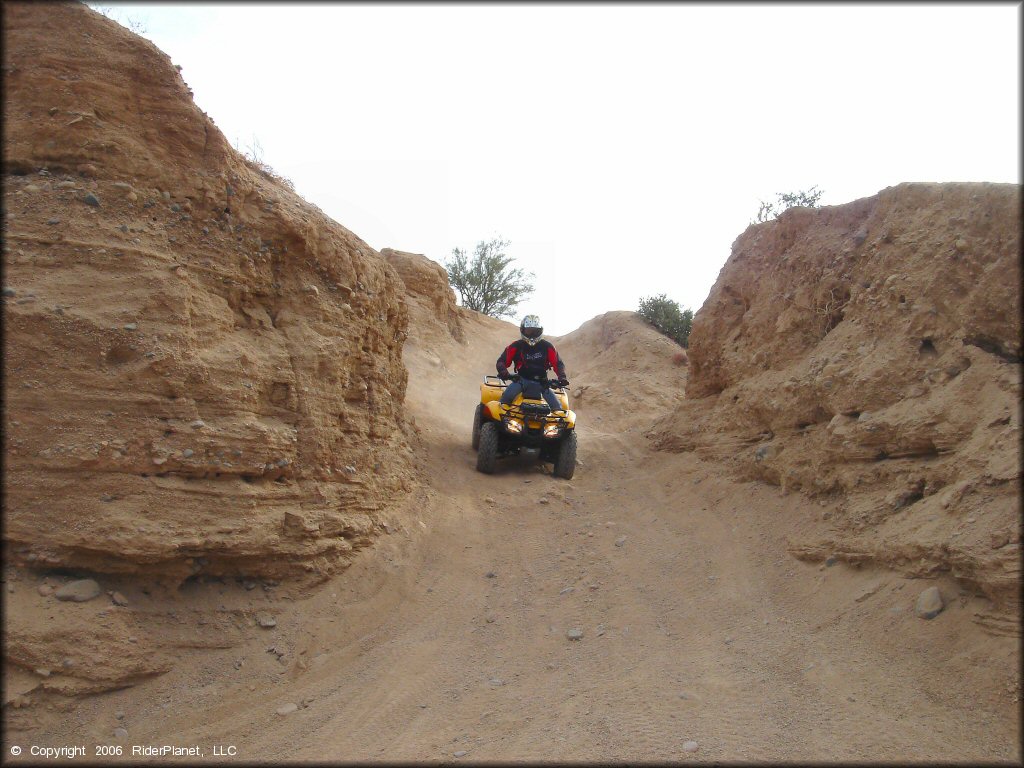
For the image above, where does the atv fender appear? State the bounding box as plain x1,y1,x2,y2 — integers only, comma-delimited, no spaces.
483,401,504,421
480,381,505,405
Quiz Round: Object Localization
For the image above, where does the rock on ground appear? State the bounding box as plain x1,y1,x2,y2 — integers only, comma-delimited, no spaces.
55,579,102,602
915,586,945,620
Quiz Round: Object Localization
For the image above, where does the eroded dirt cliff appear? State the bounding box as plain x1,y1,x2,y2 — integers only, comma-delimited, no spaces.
381,248,464,344
650,183,1021,616
3,2,417,694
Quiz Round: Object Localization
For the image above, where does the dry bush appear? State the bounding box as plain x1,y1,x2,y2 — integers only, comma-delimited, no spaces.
237,135,295,191
243,156,295,191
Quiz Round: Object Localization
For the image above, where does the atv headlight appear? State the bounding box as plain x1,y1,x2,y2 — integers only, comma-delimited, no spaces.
543,423,562,438
504,418,523,434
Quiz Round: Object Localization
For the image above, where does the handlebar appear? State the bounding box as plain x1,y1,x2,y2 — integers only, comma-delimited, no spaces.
483,375,567,390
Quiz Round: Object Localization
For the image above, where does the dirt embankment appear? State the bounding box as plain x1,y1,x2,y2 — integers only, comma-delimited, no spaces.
381,248,464,344
554,311,689,434
3,2,417,695
650,183,1021,617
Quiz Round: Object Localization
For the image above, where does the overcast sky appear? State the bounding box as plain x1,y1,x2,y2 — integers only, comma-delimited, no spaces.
90,3,1020,336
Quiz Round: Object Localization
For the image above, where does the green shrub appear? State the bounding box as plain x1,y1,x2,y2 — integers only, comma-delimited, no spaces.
637,294,693,348
754,185,824,223
445,237,534,318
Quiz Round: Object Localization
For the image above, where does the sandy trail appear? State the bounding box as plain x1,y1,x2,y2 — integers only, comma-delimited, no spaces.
28,312,1018,764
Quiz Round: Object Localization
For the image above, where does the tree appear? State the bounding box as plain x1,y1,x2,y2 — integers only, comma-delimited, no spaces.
444,238,534,318
754,185,824,223
637,294,693,348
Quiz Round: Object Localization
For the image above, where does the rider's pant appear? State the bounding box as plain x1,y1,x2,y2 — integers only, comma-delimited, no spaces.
500,381,561,411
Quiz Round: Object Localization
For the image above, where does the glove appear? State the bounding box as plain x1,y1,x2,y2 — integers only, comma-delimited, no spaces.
510,374,521,383
557,378,569,387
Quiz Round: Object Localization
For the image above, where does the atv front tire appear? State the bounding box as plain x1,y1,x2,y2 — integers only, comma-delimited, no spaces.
553,430,577,479
476,423,499,474
472,404,483,450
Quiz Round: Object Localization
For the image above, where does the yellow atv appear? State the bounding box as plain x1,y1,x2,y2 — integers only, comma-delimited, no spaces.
472,375,578,479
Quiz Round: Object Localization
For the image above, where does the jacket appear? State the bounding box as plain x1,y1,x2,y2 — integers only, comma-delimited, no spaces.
496,339,566,381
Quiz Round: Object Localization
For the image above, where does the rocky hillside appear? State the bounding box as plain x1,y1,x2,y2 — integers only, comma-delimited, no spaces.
2,2,421,693
2,0,421,581
381,248,463,344
650,183,1021,615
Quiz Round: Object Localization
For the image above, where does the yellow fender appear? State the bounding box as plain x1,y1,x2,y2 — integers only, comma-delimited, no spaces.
480,381,505,405
480,383,576,429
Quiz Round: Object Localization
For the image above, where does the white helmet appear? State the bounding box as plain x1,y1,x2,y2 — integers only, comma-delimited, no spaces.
520,314,543,346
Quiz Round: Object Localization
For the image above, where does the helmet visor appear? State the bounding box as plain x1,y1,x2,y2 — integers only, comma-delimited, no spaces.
522,326,542,339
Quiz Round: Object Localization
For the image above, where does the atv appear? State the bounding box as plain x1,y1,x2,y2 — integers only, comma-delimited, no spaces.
472,375,578,479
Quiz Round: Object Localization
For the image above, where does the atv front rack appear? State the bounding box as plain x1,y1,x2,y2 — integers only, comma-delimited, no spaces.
502,401,568,426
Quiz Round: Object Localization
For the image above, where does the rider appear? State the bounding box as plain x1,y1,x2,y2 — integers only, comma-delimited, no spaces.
496,314,569,413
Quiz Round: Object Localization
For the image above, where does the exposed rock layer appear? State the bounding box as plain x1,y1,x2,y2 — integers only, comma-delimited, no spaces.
3,2,415,585
2,1,426,696
381,248,464,342
650,183,1021,609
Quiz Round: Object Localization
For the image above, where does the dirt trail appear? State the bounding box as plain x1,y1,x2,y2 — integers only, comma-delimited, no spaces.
27,310,1016,765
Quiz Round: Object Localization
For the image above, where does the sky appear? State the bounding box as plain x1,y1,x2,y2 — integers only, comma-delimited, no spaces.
90,3,1020,336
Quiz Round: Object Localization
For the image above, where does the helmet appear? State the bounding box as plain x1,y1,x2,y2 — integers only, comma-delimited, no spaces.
520,314,543,346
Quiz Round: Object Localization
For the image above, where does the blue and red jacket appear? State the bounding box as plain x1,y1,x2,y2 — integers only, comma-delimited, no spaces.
496,339,566,382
